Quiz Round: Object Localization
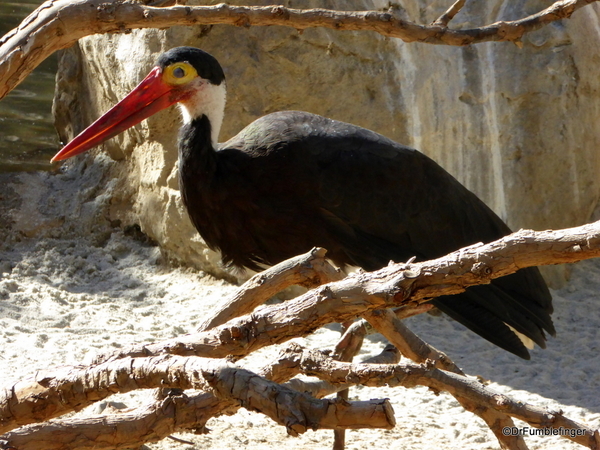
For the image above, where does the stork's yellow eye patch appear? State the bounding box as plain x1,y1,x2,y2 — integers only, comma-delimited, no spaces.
163,62,197,85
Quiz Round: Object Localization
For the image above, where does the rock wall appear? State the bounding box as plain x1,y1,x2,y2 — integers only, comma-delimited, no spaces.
53,0,600,285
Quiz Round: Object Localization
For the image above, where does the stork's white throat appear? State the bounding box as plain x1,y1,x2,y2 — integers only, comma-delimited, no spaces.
178,78,227,149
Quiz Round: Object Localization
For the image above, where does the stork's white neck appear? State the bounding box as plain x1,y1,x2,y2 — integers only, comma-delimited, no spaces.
178,79,227,149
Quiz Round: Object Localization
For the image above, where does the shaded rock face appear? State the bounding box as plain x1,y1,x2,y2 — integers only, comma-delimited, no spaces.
53,0,600,285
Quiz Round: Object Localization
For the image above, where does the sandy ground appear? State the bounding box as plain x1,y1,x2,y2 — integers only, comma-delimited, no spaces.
1,167,599,450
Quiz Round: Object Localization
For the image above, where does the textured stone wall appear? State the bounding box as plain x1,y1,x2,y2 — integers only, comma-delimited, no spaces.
53,0,600,285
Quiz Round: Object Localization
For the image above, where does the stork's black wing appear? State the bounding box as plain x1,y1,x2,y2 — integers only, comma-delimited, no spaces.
216,111,554,358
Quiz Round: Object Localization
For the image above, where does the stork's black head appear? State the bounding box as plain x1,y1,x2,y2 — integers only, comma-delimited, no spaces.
52,46,228,161
157,46,225,86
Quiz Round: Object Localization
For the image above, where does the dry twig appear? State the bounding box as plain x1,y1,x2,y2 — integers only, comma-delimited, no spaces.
292,347,597,449
432,0,467,27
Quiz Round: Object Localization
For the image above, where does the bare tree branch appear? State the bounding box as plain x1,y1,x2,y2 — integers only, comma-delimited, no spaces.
4,220,597,448
197,247,343,332
91,221,600,365
0,394,229,450
0,351,395,438
4,343,599,449
363,308,463,374
0,341,323,450
1,0,598,100
204,366,395,436
3,216,600,448
432,0,467,27
282,343,402,398
292,346,598,449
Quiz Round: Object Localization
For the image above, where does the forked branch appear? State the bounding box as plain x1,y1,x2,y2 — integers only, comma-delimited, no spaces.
1,0,598,99
89,222,600,365
2,222,600,448
2,344,598,449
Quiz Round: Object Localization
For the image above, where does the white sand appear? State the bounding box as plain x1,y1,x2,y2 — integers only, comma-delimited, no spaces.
1,167,598,449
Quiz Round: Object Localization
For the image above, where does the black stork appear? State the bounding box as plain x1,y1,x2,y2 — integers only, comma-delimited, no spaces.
52,46,554,359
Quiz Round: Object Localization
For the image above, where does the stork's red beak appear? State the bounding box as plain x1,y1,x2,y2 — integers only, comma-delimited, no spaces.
51,66,183,162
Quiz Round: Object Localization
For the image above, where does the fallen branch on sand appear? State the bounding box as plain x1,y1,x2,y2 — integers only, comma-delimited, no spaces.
2,222,600,449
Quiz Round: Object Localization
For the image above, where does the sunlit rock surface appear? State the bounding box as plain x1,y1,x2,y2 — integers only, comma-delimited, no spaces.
53,0,600,285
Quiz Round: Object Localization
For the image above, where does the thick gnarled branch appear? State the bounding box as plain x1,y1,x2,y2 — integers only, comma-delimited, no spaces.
4,221,600,449
90,222,600,365
0,343,399,450
1,0,598,99
0,352,395,439
2,343,598,449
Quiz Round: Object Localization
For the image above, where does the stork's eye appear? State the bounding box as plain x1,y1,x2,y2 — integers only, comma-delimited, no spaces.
163,62,198,86
173,67,186,78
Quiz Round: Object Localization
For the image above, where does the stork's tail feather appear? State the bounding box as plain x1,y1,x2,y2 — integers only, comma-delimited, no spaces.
431,268,554,359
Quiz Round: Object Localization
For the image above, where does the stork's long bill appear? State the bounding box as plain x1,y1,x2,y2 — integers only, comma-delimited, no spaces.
51,65,190,162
